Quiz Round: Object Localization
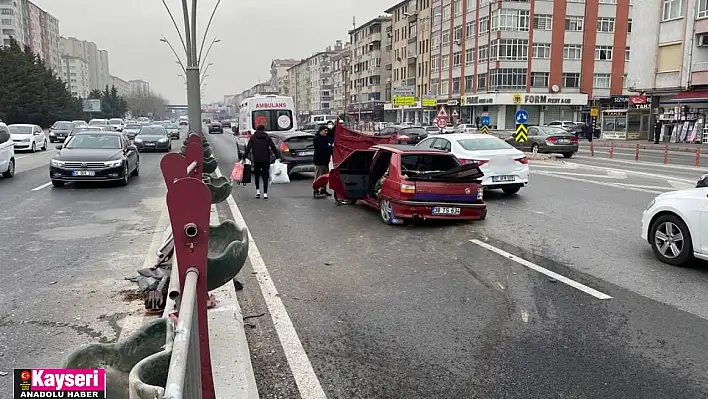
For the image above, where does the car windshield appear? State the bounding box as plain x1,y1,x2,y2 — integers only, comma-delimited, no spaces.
108,120,122,125
457,137,513,151
539,127,569,135
165,124,178,129
138,127,165,135
252,110,293,131
89,120,107,126
65,134,121,149
126,124,141,129
9,125,33,134
54,122,74,130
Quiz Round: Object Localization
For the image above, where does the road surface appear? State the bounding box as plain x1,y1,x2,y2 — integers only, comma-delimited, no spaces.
208,129,708,399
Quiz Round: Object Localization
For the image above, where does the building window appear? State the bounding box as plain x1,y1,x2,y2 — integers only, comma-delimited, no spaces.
597,17,615,33
431,77,440,95
599,0,617,3
532,43,551,59
452,77,461,94
432,34,440,49
662,0,683,21
465,75,474,91
593,73,611,88
454,26,463,42
700,0,708,18
563,73,580,88
625,47,631,61
491,9,530,31
533,14,553,30
657,43,682,72
565,16,583,31
489,68,527,90
454,0,462,15
441,78,449,95
453,51,462,67
595,45,613,60
442,29,450,46
490,39,528,61
431,55,439,71
443,4,451,20
466,21,475,37
531,72,549,87
442,54,450,70
478,73,487,89
563,44,583,60
479,17,489,33
478,45,488,62
465,48,475,64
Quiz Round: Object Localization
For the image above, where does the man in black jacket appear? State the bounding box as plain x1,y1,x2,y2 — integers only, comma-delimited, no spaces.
313,123,335,198
243,125,279,199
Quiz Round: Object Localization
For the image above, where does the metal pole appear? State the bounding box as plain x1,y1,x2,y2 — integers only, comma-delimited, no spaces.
161,37,187,74
201,39,219,69
191,0,198,63
159,0,190,58
197,0,222,65
180,0,202,134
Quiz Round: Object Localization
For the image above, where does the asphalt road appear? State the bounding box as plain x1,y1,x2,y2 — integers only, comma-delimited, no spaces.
0,134,176,394
208,129,708,398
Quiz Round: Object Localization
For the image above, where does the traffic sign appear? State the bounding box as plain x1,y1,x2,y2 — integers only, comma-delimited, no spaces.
480,115,490,126
436,118,447,129
451,109,459,118
436,105,449,120
590,106,599,117
392,96,416,106
515,109,529,125
514,124,528,143
480,125,489,134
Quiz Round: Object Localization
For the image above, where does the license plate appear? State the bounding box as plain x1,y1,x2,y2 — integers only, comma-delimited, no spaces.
432,206,461,216
557,139,570,144
298,151,314,156
145,142,155,146
72,170,95,176
492,175,515,182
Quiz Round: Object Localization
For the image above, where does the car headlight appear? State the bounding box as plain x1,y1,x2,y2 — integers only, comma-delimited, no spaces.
50,159,64,167
158,138,168,142
645,199,656,211
105,160,123,167
134,138,142,143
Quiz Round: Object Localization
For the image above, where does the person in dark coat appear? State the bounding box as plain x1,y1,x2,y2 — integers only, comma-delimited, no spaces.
583,122,593,142
243,125,279,199
313,123,335,198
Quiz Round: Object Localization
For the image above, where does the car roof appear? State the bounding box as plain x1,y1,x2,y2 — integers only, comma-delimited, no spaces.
9,124,35,127
373,144,449,154
73,130,123,136
438,133,499,140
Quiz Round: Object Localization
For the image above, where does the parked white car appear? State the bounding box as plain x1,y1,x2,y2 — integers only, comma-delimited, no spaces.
547,120,577,131
9,124,47,152
416,133,529,194
0,122,15,178
641,187,708,266
455,124,478,133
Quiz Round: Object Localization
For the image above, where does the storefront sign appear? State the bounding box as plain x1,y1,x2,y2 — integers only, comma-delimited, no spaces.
631,103,651,110
523,94,572,105
461,93,588,106
629,95,648,105
422,98,438,107
462,95,495,105
446,100,459,106
611,96,629,104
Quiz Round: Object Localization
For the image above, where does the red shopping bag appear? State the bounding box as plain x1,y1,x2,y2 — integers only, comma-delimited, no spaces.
231,162,244,182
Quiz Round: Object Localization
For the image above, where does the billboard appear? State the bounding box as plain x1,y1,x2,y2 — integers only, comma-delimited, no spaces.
83,99,101,113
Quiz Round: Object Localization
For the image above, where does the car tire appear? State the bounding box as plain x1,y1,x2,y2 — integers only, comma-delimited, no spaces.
502,185,521,195
131,160,140,176
31,142,36,153
380,198,404,225
51,180,64,187
650,214,693,266
42,139,47,151
119,164,130,186
531,144,539,154
2,158,15,178
563,152,574,158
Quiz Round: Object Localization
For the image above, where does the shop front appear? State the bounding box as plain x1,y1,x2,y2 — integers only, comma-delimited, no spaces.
600,96,653,140
460,93,588,129
347,102,385,123
655,90,708,144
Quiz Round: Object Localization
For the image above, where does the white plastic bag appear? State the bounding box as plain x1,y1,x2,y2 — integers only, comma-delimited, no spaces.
270,160,290,184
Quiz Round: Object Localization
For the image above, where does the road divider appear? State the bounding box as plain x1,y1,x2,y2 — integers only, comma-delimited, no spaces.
583,140,705,167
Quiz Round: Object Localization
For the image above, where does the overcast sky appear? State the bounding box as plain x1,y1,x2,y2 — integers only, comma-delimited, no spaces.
33,0,389,104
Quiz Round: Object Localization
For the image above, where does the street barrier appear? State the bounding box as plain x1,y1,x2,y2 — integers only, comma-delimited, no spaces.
696,148,701,167
609,142,614,159
585,139,704,167
664,145,669,164
635,144,640,162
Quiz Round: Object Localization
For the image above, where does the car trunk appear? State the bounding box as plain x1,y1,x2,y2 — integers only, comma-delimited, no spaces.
282,135,314,156
545,133,577,145
400,154,484,203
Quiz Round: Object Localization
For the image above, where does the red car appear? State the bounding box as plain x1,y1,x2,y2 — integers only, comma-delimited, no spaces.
327,144,487,225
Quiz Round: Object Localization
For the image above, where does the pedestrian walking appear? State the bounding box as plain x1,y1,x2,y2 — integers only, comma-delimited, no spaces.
243,124,279,200
313,123,335,199
583,121,593,142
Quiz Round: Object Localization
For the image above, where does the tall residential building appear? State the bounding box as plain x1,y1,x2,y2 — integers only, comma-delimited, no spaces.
430,0,631,130
270,59,301,96
129,79,150,96
60,37,110,92
0,0,61,74
60,55,90,98
287,61,308,119
348,15,393,121
628,0,708,140
332,42,352,116
111,76,131,97
286,43,343,120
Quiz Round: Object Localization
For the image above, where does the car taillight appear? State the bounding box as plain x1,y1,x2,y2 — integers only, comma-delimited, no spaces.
460,159,488,166
400,182,416,194
546,137,558,143
279,141,289,153
397,135,411,142
477,186,484,200
570,136,579,143
515,157,528,164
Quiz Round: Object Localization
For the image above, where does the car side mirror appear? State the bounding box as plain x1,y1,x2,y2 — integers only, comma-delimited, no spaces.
55,144,63,150
34,131,41,135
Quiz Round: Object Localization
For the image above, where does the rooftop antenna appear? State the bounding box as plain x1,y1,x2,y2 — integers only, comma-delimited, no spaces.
352,16,356,30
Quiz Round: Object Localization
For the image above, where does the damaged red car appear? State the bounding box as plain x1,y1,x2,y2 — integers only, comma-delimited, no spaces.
326,144,487,225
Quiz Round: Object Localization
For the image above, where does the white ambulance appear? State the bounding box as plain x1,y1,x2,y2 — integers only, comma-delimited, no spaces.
238,94,297,138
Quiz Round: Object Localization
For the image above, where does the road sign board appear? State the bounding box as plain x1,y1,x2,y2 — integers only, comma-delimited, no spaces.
436,118,447,129
515,109,529,125
392,96,416,106
83,99,101,113
515,124,528,143
422,98,437,107
590,106,600,117
480,125,489,134
451,109,459,118
480,115,491,126
392,85,415,95
436,105,449,120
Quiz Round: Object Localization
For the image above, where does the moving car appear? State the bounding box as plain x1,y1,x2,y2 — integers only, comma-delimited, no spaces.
50,131,139,187
641,187,708,266
72,120,88,128
454,124,478,133
221,120,231,129
417,134,529,195
268,131,316,175
137,117,151,126
505,126,578,158
9,124,47,152
134,125,172,152
0,122,15,178
89,118,110,128
49,121,75,143
164,123,180,139
568,122,601,139
547,120,577,131
327,144,487,225
376,125,429,144
208,121,223,134
123,123,142,140
424,126,441,135
178,116,188,126
108,118,125,132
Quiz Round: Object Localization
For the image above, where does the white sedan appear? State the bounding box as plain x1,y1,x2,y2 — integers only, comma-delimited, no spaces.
641,187,708,266
416,133,529,194
8,124,47,152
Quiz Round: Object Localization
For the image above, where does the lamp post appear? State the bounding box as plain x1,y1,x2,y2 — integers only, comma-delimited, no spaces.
200,62,214,82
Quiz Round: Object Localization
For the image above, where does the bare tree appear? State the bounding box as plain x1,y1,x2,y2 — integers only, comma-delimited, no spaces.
124,92,170,119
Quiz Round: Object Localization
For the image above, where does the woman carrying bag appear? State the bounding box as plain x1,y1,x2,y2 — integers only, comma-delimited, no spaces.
243,124,280,199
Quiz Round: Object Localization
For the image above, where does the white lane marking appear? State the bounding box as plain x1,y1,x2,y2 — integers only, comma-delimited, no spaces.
564,162,696,184
607,170,627,179
16,155,30,160
539,171,626,179
217,168,327,399
531,171,666,194
31,182,52,191
470,239,612,300
668,180,695,190
612,183,678,191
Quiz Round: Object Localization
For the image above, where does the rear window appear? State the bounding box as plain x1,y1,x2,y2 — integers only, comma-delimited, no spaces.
402,127,426,136
457,137,513,151
54,122,74,130
252,110,293,131
401,154,459,173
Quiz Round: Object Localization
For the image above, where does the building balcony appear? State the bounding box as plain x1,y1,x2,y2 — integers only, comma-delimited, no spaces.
692,62,708,86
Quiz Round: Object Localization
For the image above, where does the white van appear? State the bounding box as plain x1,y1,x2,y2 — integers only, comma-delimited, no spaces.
309,114,338,125
238,94,297,137
0,122,15,178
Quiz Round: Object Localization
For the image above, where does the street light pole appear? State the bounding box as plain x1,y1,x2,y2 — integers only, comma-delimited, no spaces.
160,37,186,74
200,62,213,82
200,38,221,67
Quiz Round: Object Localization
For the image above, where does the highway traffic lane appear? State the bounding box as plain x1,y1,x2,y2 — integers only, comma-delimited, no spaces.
0,149,172,394
10,148,59,174
207,134,708,398
577,146,701,167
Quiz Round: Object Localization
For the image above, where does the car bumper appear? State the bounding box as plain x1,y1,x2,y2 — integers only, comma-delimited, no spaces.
135,142,170,151
12,142,31,150
50,165,126,181
540,144,578,153
389,199,487,221
209,128,223,133
49,133,68,141
641,208,652,243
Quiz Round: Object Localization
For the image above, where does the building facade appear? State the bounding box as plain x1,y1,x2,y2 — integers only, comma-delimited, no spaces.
111,75,131,97
628,0,708,142
129,79,150,96
287,61,308,119
285,43,343,121
60,55,90,98
270,59,301,96
348,15,393,122
0,0,61,74
429,0,631,130
332,43,351,116
60,37,111,91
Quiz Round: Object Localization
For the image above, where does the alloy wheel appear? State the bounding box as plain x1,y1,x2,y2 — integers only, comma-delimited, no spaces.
380,199,393,224
654,221,684,259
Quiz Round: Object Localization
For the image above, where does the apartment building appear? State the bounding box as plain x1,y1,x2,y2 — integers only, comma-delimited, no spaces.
60,55,90,98
348,15,392,122
270,59,301,96
287,61,308,119
111,76,131,97
628,0,708,141
129,79,150,96
286,43,343,121
60,37,111,91
430,0,631,130
1,0,61,73
332,43,352,116
385,0,434,123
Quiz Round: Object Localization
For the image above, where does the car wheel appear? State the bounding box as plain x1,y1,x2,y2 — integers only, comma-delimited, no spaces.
119,164,130,186
502,185,521,195
51,180,64,187
42,139,47,151
531,144,539,154
563,152,574,158
31,142,36,153
131,160,140,176
650,214,693,266
380,198,404,225
2,158,15,178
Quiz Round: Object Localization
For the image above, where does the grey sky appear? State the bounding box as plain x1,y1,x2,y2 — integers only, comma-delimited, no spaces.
34,0,389,104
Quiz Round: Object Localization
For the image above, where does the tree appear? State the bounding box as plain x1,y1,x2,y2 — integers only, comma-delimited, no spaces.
124,92,169,120
0,38,83,127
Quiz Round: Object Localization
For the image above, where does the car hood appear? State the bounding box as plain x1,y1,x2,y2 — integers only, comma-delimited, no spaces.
657,187,708,202
10,134,32,140
56,148,122,161
135,135,167,140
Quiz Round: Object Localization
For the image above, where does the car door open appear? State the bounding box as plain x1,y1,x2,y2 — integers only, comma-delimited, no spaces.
329,149,376,200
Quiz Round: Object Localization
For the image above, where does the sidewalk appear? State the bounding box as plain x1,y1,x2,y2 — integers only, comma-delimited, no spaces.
579,140,708,153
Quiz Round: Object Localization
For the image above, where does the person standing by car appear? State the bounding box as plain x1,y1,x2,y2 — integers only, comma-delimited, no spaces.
313,123,335,198
243,125,279,199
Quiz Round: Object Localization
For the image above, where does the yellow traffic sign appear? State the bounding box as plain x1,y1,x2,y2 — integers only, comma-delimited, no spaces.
392,96,416,106
480,125,489,134
514,124,528,143
422,98,437,107
590,106,599,117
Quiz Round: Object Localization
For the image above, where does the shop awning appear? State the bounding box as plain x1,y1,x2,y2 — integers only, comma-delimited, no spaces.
668,90,708,102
